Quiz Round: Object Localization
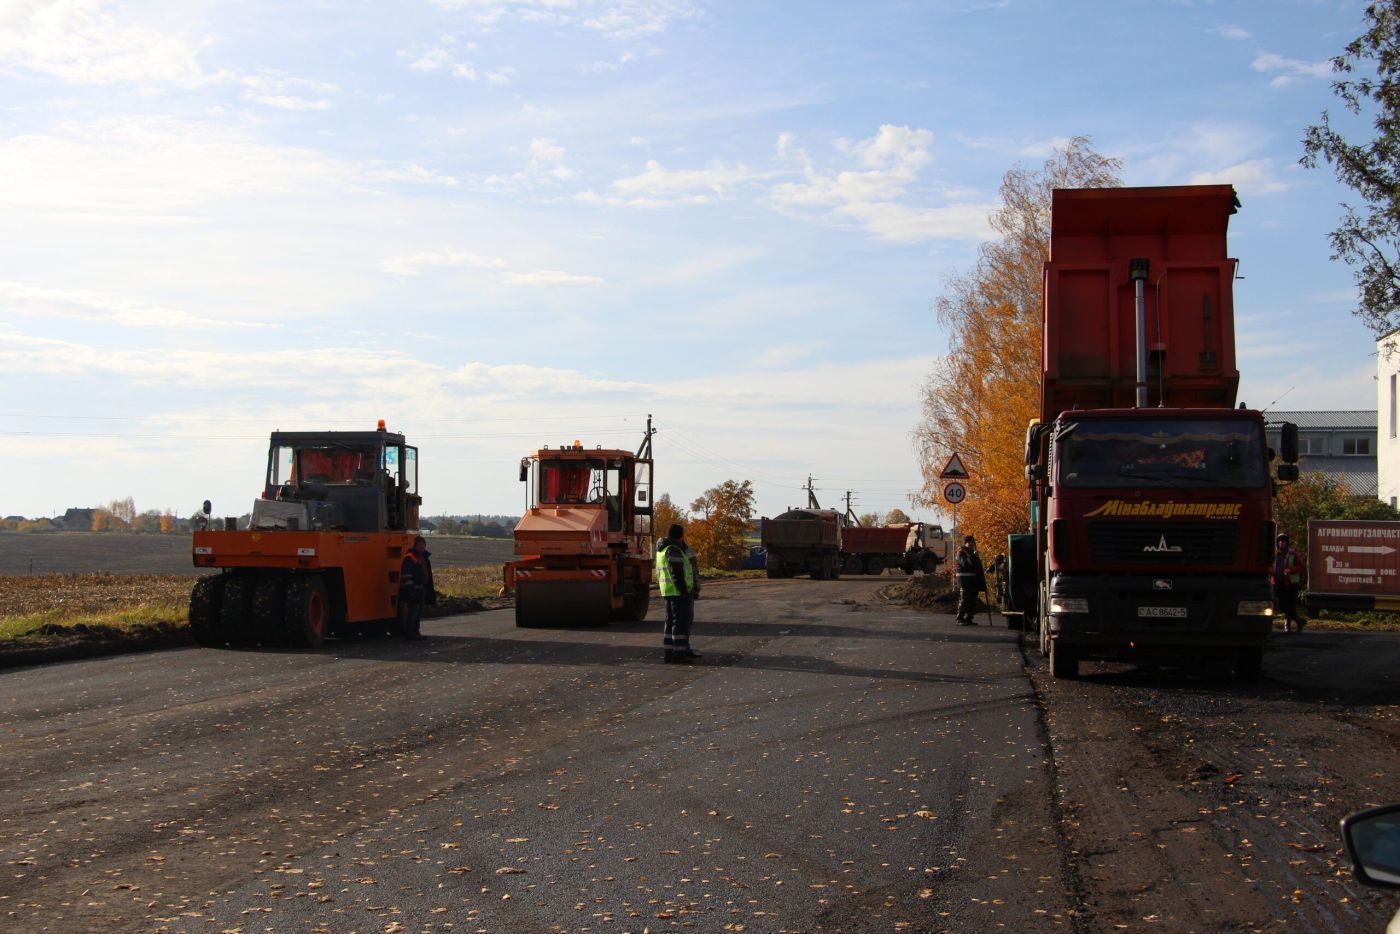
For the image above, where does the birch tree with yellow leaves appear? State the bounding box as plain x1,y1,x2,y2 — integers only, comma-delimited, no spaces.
914,138,1122,551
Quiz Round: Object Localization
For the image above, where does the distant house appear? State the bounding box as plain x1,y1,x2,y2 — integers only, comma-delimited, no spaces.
58,507,96,530
1266,410,1378,498
419,519,437,534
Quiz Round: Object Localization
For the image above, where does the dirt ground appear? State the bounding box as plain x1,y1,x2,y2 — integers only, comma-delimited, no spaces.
0,531,514,576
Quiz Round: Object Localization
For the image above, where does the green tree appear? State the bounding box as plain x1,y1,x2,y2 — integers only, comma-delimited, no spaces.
687,480,756,570
1301,1,1400,335
914,137,1122,551
1274,472,1400,546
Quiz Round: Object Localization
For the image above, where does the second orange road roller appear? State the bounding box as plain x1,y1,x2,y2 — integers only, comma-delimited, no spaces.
504,419,656,627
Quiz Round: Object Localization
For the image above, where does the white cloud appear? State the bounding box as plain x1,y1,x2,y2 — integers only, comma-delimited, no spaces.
404,46,479,80
0,0,214,87
770,125,993,243
529,137,577,181
0,117,461,224
426,0,701,40
1251,51,1332,88
240,72,338,111
0,281,276,331
501,270,605,286
1212,25,1252,41
608,159,762,206
581,51,637,74
381,250,509,276
1189,159,1289,195
1019,135,1074,158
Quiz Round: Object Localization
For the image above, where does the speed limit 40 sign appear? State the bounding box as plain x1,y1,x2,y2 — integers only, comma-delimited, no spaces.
943,481,966,504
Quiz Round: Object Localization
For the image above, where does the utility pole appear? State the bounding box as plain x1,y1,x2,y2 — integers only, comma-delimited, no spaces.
805,475,820,509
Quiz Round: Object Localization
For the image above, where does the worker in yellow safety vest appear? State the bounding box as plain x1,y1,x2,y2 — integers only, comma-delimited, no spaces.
656,522,700,664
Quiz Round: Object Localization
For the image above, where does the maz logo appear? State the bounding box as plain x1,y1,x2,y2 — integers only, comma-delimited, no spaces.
1143,535,1183,554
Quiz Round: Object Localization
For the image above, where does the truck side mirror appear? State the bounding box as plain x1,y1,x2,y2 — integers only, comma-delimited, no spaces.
1276,463,1299,483
1024,423,1043,467
1280,423,1299,464
519,458,530,482
202,500,212,516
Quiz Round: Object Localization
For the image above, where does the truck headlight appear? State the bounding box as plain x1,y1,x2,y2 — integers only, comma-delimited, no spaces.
1049,596,1089,615
1236,601,1274,617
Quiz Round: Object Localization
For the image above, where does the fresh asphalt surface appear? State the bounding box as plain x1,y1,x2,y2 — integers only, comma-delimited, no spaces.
0,577,1065,933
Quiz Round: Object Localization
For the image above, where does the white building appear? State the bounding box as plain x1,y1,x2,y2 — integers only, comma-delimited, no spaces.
1379,330,1400,507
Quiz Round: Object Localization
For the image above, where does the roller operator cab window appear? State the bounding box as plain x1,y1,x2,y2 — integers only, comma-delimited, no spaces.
269,444,379,494
539,459,595,504
1056,419,1268,489
538,458,625,511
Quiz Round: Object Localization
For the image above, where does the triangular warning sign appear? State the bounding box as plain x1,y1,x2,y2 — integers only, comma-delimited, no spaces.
939,452,969,480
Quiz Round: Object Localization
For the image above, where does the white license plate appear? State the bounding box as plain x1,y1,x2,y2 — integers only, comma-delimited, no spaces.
1138,606,1187,618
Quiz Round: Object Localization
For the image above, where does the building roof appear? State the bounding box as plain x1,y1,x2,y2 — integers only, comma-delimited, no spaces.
1298,455,1379,497
1265,410,1377,430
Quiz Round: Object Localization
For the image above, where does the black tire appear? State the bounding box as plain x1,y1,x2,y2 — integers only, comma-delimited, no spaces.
614,586,651,622
919,554,939,574
284,575,329,648
766,567,784,580
865,557,885,576
189,575,226,647
250,575,287,646
220,574,254,645
1049,638,1078,679
1235,647,1264,682
842,556,862,575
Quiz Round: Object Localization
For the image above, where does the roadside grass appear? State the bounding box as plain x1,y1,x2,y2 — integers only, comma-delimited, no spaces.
431,565,507,599
0,601,187,641
1306,609,1400,631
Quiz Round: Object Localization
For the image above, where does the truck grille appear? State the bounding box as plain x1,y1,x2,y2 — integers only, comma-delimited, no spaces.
1088,522,1238,563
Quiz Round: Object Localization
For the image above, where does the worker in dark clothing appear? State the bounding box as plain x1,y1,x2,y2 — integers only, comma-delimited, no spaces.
955,535,984,625
1272,533,1307,633
398,535,436,640
656,522,700,663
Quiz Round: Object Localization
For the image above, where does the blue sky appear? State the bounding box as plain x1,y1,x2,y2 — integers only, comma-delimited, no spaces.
0,0,1384,525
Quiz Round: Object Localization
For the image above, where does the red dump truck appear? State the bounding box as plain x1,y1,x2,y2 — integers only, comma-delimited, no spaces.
1015,185,1299,680
839,522,949,576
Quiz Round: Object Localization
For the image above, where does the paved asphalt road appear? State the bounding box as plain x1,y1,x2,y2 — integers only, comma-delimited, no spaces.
0,578,1065,933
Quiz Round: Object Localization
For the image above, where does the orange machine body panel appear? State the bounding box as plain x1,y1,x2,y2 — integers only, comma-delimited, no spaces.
193,529,414,622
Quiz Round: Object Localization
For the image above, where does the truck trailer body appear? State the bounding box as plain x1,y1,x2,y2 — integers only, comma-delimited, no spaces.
760,509,842,579
839,522,949,576
1021,185,1298,679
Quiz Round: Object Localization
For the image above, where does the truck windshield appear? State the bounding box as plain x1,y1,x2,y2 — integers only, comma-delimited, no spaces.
1056,418,1267,489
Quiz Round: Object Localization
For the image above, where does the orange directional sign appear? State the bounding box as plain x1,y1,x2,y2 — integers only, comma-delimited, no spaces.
1307,520,1400,609
939,453,969,480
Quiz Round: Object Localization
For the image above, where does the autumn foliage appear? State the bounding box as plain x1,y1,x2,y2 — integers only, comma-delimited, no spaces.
684,480,756,570
915,138,1122,551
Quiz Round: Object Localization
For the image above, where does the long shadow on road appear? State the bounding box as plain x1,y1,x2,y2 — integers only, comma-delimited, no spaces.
220,627,1022,687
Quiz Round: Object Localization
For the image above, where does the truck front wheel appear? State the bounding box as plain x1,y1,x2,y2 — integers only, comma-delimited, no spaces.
1235,647,1263,682
1049,638,1078,679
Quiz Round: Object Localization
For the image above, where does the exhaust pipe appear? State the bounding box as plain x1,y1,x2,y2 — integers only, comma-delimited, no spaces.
1130,258,1150,408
